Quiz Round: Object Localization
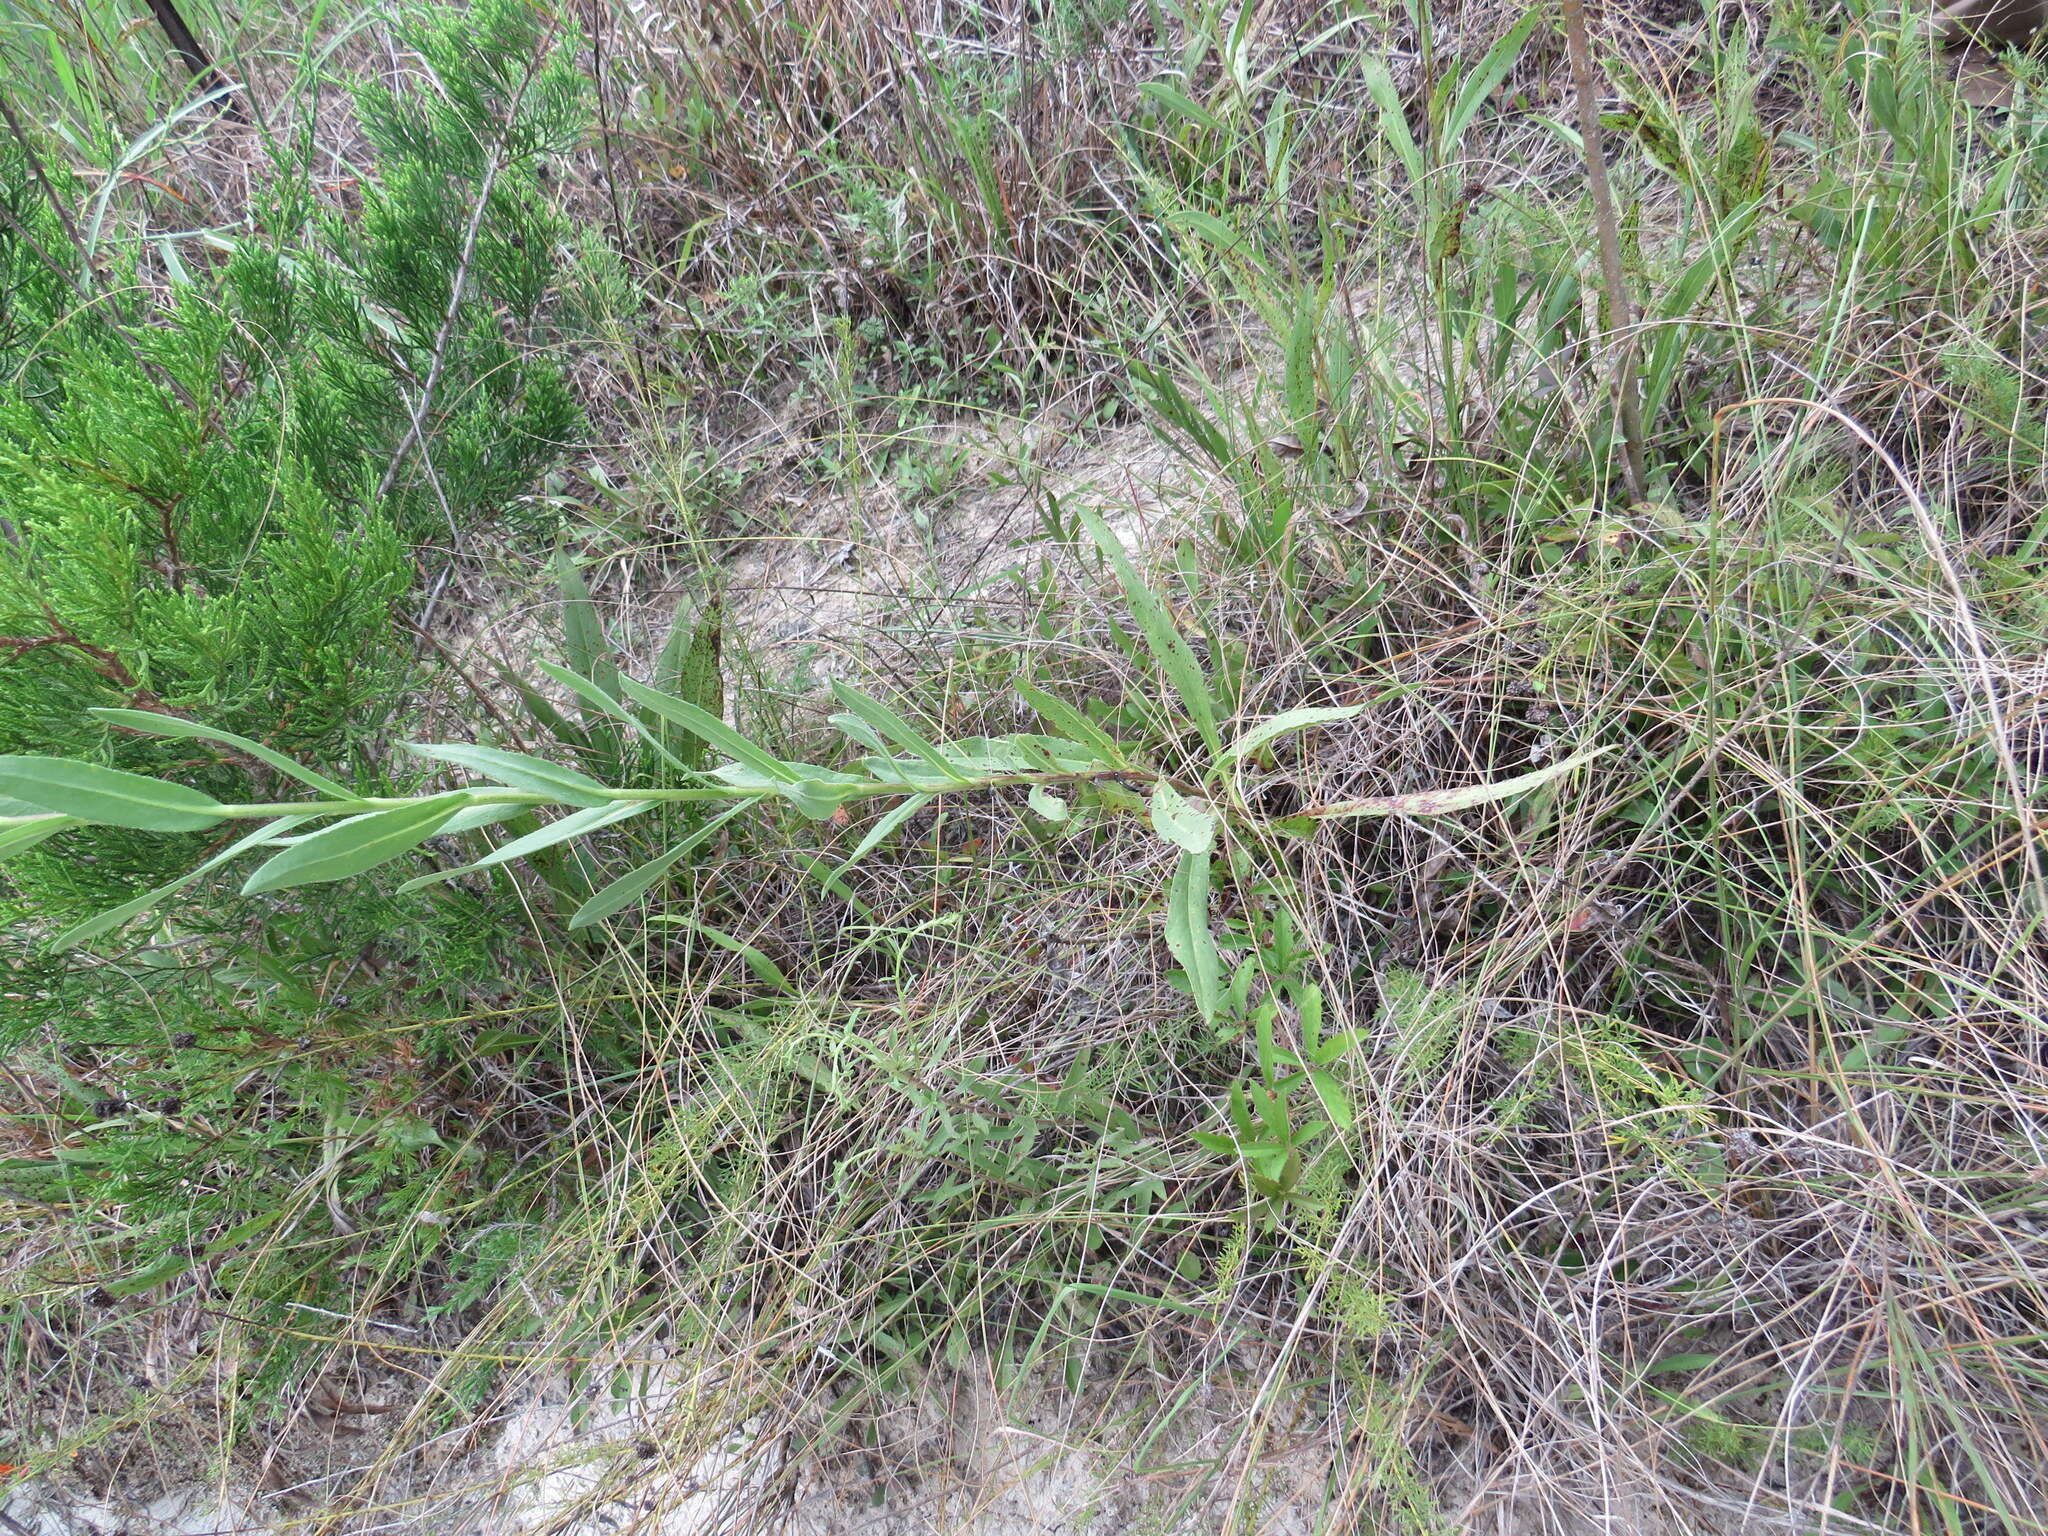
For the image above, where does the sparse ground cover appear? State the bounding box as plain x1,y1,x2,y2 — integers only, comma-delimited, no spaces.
5,0,2048,1531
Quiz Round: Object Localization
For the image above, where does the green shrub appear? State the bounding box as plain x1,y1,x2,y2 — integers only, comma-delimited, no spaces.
0,2,595,1412
0,0,586,923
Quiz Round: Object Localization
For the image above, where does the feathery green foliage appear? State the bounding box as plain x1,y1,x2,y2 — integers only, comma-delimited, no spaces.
0,0,585,925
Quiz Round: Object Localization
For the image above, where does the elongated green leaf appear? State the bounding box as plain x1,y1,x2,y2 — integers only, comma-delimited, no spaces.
555,546,621,700
1218,705,1364,768
1245,1145,1296,1184
1641,196,1765,429
1283,282,1324,432
1068,500,1221,753
88,709,355,798
938,737,1035,774
1165,847,1222,1022
0,813,80,860
265,809,383,845
401,743,613,807
616,677,798,784
242,794,466,894
398,800,655,893
650,917,790,991
569,799,755,928
1361,58,1424,184
0,757,226,832
441,804,525,835
1164,208,1271,282
1006,738,1075,778
57,817,310,948
532,661,688,773
497,663,592,749
533,659,628,720
831,793,934,881
783,778,861,821
832,714,890,756
1307,1068,1354,1133
856,757,957,789
1439,9,1542,148
1015,682,1126,765
1138,80,1225,134
829,682,971,783
1010,733,1107,770
1307,746,1611,819
1149,780,1216,853
1131,362,1233,469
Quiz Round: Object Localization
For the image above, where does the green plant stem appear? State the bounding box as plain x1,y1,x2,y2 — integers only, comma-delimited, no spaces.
211,769,1177,823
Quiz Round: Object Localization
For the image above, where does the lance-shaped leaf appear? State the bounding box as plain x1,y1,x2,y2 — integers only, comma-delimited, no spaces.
1305,747,1611,819
569,799,755,929
1306,1068,1354,1133
440,804,525,835
855,757,958,789
829,682,973,783
1027,786,1068,823
1434,6,1541,148
782,778,865,821
651,596,724,772
0,811,79,861
1068,499,1221,754
87,709,354,798
398,799,655,893
1217,704,1364,768
554,546,622,703
1165,847,1223,1022
242,794,467,894
709,763,868,807
402,742,613,807
650,916,790,992
0,757,226,832
828,793,934,882
57,817,311,948
1010,733,1107,771
533,661,689,773
617,676,799,784
1015,682,1127,766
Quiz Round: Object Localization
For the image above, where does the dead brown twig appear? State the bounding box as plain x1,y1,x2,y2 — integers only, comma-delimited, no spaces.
1559,0,1649,503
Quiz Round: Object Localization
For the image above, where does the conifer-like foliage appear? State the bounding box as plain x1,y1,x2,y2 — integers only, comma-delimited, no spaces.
0,3,594,1413
238,0,587,539
0,0,586,918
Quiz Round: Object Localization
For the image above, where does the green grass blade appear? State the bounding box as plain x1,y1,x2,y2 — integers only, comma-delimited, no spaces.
1068,499,1222,754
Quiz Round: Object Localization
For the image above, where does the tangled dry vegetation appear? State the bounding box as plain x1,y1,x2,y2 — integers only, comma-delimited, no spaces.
7,0,2048,1532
